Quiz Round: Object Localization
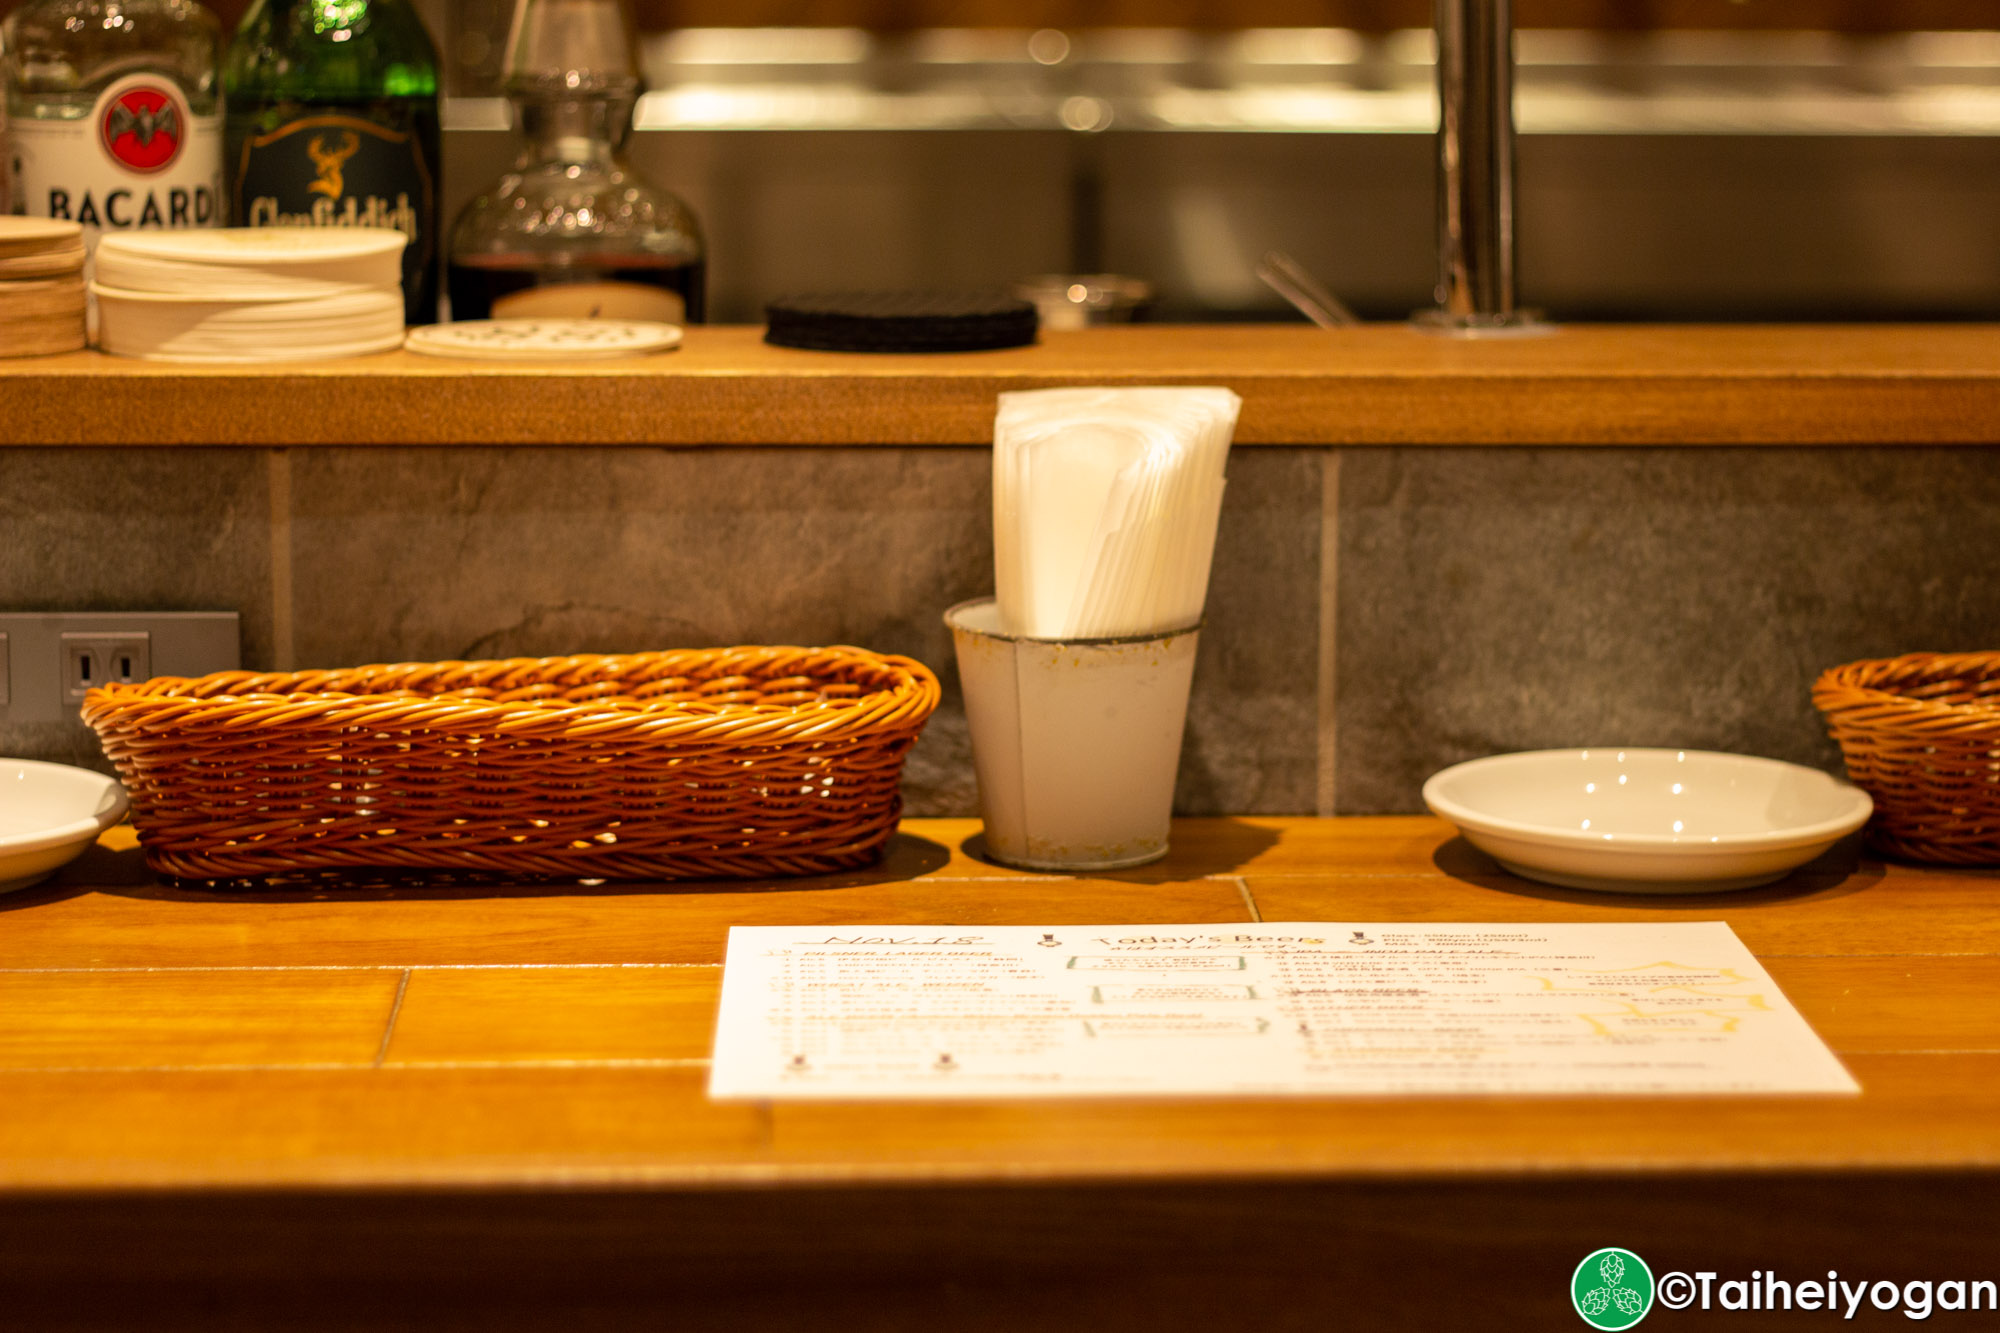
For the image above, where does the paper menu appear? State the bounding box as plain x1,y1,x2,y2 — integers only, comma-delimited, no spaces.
707,922,1858,1099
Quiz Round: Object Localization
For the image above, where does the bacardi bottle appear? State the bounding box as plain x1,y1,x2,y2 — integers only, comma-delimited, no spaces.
3,0,224,245
224,0,440,324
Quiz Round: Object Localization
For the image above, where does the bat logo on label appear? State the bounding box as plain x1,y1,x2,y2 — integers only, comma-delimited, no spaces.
101,86,184,173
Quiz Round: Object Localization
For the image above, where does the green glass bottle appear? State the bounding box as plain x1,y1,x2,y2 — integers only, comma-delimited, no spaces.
223,0,440,324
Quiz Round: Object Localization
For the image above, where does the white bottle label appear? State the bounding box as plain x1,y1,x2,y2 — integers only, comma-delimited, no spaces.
10,72,222,250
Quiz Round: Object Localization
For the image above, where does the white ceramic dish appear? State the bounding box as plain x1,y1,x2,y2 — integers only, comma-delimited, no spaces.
1422,747,1872,893
0,759,129,893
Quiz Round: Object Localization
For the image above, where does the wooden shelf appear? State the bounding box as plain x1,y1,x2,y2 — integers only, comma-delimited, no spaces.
5,814,1996,1191
5,324,1998,447
6,814,1996,1328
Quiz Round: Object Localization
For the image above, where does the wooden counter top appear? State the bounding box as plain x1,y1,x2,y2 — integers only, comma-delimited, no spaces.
6,815,1996,1329
4,324,1998,446
5,814,1996,1192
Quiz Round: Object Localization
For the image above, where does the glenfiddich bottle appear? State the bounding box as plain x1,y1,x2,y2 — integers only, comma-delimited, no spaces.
224,0,440,323
447,0,704,324
3,0,224,245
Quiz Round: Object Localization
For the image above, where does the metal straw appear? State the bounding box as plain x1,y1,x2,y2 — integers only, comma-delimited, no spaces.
1257,250,1359,328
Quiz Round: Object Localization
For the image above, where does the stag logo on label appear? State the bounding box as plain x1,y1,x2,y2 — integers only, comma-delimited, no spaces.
99,84,185,173
308,130,360,199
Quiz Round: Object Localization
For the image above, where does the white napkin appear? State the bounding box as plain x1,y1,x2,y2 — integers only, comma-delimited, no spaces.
994,386,1240,639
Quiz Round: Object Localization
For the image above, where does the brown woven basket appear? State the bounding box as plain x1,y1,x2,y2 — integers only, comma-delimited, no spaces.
81,647,940,883
1812,651,2000,866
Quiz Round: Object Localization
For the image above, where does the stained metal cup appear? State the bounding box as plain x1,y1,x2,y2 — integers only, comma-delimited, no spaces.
945,596,1198,872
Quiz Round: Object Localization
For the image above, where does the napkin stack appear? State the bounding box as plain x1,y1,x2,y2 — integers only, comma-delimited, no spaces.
993,386,1241,640
93,227,408,362
0,219,87,357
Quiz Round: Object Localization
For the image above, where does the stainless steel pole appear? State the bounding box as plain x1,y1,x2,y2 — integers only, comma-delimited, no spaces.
1424,0,1537,330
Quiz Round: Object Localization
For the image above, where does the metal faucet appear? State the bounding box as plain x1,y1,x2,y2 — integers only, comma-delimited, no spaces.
1421,0,1540,332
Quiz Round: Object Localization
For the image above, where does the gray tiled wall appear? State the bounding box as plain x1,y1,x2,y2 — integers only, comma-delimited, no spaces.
1335,447,2000,813
0,448,274,771
5,443,1994,815
290,446,997,815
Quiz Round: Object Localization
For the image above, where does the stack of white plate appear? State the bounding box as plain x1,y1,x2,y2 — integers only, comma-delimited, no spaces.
93,228,407,362
0,218,87,357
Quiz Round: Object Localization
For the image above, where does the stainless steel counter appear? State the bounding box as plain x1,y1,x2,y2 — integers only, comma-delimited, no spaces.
438,27,2000,321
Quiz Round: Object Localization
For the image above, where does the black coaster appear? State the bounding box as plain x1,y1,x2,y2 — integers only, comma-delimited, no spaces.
765,291,1038,353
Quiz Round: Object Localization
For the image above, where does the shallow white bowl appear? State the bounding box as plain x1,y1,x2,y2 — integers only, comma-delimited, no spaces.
1422,748,1872,893
0,759,129,893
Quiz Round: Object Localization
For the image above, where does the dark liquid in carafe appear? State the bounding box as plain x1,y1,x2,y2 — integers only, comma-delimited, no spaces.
447,253,706,323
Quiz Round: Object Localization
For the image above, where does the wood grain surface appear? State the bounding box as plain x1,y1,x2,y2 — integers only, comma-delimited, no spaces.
2,325,1997,446
3,815,1997,1189
4,814,1996,1330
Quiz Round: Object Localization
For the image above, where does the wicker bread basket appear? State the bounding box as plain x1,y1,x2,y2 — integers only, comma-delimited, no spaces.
1812,651,2000,866
81,647,940,882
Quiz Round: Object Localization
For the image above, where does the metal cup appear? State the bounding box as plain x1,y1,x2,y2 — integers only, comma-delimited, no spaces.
946,597,1198,871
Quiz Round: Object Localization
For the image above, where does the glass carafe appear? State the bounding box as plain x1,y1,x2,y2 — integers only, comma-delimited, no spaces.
446,0,704,323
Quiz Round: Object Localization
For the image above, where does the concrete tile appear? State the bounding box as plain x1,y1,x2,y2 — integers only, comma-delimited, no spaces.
292,446,992,816
0,447,271,771
1336,447,2000,813
1175,447,1321,815
291,446,989,661
289,445,1321,818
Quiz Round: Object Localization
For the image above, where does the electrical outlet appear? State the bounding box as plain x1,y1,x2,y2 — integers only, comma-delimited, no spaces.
61,632,152,700
0,612,239,726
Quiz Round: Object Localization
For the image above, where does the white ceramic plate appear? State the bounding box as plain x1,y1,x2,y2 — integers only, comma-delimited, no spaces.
0,759,130,893
1422,747,1872,893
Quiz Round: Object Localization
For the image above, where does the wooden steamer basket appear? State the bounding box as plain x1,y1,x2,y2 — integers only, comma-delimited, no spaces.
1812,651,2000,866
81,648,940,882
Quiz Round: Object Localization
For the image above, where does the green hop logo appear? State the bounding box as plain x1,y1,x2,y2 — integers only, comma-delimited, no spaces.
1571,1248,1654,1329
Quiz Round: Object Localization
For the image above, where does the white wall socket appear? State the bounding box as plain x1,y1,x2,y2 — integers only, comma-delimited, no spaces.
0,612,239,726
